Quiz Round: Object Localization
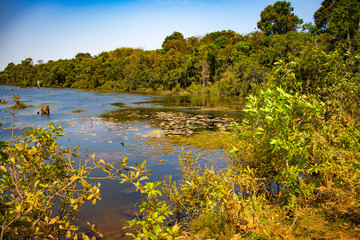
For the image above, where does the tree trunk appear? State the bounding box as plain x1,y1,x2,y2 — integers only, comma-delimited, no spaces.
347,25,352,55
201,60,209,90
324,172,334,190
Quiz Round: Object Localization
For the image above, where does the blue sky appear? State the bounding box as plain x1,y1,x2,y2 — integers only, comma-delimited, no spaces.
0,0,322,70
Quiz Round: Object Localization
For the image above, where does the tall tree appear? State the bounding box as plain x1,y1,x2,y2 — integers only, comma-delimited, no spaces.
313,0,334,33
314,0,360,54
257,1,303,36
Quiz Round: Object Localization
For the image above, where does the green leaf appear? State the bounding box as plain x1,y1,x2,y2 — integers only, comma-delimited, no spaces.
229,146,239,154
153,224,162,235
15,204,22,212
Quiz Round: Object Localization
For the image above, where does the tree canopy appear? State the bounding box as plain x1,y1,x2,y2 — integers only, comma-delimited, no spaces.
257,1,303,36
314,0,360,53
314,0,360,36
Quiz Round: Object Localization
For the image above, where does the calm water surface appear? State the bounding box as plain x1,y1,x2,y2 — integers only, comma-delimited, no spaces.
0,86,242,239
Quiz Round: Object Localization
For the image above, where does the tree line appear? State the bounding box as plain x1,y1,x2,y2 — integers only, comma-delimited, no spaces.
1,0,359,98
1,0,360,239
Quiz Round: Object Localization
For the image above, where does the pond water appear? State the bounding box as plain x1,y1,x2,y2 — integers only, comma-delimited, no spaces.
0,86,243,239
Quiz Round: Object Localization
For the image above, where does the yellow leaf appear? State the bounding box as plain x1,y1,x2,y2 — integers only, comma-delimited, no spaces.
81,179,90,188
29,134,36,140
33,180,40,188
82,234,90,240
87,194,94,200
108,141,113,143
49,218,57,225
98,159,105,165
66,230,71,238
139,176,149,181
15,144,23,151
69,225,78,231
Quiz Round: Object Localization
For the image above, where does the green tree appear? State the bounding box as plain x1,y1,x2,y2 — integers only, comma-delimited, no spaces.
0,63,16,85
314,0,360,54
257,1,303,36
162,31,187,52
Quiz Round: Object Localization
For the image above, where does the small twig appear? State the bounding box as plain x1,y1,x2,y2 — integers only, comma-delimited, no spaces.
286,202,310,235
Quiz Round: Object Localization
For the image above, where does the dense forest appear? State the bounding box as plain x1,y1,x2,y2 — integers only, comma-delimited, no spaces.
1,0,358,98
1,0,360,239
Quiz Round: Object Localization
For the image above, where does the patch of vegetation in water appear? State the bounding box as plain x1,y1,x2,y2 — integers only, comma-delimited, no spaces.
70,109,85,114
109,102,126,108
103,108,240,135
132,129,230,166
164,131,237,151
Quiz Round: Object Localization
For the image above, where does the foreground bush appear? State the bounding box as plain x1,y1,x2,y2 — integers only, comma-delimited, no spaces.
126,87,360,239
